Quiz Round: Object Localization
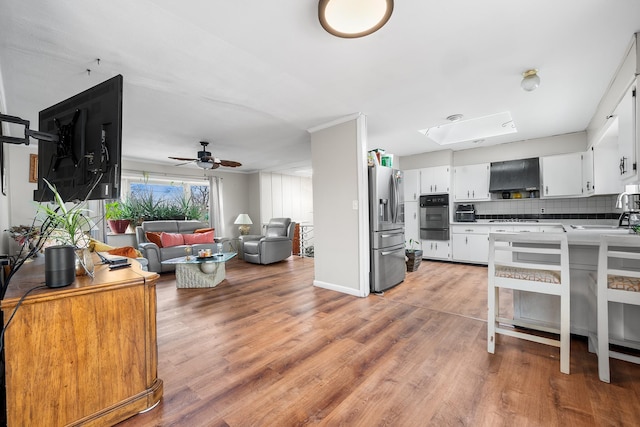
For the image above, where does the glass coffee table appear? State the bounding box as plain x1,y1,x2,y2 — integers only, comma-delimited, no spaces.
162,252,237,288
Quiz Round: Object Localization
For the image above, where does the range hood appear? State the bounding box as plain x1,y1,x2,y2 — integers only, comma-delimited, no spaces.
489,157,540,192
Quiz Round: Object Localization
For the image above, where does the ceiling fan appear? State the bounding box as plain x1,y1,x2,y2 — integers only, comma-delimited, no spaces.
169,141,242,170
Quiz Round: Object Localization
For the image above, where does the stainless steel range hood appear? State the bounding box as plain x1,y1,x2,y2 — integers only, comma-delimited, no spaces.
489,157,540,193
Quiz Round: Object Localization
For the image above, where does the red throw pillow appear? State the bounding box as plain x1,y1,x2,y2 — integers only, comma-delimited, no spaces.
160,232,185,247
194,227,215,235
145,231,163,248
184,230,214,245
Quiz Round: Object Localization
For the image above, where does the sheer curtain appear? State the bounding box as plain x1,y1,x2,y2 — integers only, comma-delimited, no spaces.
209,176,224,236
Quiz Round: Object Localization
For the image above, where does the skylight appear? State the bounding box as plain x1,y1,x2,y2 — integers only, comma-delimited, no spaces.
419,111,517,145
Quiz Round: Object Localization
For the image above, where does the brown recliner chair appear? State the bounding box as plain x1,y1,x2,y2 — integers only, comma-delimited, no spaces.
241,218,295,264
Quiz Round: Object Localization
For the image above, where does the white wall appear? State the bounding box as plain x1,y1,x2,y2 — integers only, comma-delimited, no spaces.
398,132,587,170
310,115,368,296
258,172,313,229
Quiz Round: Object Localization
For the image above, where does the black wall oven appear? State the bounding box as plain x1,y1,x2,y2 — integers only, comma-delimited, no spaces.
420,194,450,241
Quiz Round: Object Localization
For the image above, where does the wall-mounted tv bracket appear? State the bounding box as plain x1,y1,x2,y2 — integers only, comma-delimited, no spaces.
0,113,59,145
52,109,81,171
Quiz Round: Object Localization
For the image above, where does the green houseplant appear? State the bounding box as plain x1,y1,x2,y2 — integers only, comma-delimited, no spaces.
37,179,95,276
405,239,423,272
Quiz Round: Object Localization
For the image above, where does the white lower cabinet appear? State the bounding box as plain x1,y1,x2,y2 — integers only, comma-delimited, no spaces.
405,202,420,246
421,240,450,260
452,225,489,264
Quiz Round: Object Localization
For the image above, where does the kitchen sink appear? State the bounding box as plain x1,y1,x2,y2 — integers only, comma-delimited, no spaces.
569,225,622,230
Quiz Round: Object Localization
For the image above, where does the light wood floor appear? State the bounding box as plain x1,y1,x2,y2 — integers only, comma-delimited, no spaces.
118,257,640,426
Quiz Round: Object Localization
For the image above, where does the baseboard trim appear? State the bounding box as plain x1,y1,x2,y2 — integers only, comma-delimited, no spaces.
313,280,367,297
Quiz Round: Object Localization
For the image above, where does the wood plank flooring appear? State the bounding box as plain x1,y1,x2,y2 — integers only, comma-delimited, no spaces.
117,257,640,426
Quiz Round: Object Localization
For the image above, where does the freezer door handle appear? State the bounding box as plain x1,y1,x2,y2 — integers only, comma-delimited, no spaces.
380,250,399,256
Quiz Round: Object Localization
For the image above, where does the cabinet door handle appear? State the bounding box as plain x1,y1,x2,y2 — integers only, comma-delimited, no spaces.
545,186,548,195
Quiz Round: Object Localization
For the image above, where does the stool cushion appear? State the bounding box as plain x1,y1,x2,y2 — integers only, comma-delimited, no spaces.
495,266,561,284
608,275,640,292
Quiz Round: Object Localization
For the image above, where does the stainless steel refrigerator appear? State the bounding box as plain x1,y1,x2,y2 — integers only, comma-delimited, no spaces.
368,164,406,292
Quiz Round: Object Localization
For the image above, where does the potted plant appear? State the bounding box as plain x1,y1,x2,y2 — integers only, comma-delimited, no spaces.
37,179,95,276
105,201,131,234
405,239,423,272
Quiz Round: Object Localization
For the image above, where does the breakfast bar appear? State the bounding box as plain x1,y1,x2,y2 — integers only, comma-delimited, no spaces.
511,226,640,347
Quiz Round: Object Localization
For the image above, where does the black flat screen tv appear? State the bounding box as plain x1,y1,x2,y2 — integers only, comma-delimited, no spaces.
33,74,123,202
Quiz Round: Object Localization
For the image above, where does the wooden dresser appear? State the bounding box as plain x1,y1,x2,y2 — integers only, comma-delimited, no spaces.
1,257,163,426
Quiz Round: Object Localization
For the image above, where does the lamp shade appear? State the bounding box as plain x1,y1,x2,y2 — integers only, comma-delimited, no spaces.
234,214,252,235
234,214,252,225
318,0,394,38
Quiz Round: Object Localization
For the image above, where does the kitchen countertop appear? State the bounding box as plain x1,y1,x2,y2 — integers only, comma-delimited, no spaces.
449,221,637,245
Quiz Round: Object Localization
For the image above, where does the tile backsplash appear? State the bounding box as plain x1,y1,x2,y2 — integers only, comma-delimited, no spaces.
471,195,621,222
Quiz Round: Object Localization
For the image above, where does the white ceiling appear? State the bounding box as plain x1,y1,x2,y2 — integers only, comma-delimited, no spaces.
1,1,639,175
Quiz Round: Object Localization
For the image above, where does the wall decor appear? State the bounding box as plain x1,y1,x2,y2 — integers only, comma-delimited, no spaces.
29,153,38,183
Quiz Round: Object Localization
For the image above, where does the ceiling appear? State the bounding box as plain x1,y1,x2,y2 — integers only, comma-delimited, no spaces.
1,1,639,176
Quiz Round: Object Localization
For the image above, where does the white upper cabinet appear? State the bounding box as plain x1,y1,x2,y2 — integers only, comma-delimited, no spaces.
582,148,595,196
403,169,420,202
592,119,624,195
616,85,637,181
420,165,450,194
541,153,583,198
453,163,490,201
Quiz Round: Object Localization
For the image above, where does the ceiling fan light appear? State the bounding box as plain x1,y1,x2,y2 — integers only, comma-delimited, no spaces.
521,69,540,92
319,0,393,38
196,161,214,169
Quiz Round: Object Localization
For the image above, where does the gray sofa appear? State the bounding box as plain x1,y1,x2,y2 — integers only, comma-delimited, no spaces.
135,220,217,273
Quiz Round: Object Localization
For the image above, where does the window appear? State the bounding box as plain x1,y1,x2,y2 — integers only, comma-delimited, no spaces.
121,174,210,222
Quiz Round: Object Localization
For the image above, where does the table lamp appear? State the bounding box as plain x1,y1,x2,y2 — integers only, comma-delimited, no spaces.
234,214,252,235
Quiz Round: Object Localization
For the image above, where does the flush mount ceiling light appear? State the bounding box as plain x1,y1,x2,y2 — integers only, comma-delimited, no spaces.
418,111,518,146
318,0,394,38
521,69,540,92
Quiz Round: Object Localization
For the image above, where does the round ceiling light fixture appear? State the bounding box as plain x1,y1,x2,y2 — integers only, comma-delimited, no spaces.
318,0,394,38
521,69,540,92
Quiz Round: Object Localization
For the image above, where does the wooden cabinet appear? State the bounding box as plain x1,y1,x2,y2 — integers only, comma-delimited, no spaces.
422,240,450,260
452,225,489,264
420,165,450,194
541,153,583,198
404,201,420,247
403,169,420,202
453,164,490,201
1,258,163,426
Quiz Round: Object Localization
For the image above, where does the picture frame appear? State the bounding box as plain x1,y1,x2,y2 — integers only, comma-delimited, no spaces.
29,153,38,183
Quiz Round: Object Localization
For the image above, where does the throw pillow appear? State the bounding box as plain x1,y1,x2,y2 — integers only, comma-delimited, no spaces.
145,231,163,248
184,230,214,245
194,227,215,234
160,232,185,247
108,246,142,258
89,238,115,252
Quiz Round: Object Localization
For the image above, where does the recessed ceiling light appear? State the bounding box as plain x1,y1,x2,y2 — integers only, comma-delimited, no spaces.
446,114,464,122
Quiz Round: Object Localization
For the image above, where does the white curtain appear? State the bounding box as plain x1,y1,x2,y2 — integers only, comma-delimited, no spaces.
209,176,224,236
